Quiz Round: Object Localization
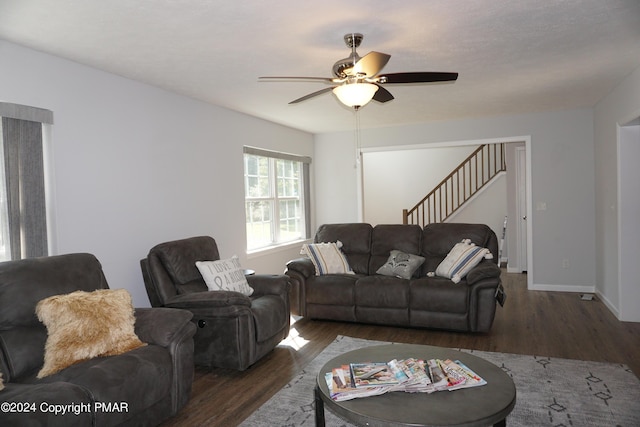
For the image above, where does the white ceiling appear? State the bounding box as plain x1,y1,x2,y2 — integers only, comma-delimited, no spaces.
1,0,639,134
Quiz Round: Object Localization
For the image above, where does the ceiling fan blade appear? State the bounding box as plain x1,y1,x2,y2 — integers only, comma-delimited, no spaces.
352,51,391,77
259,76,336,83
289,87,335,104
372,85,394,103
377,72,458,84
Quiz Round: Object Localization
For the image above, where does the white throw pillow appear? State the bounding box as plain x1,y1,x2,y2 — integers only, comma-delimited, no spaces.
428,239,493,283
300,241,354,276
196,256,254,296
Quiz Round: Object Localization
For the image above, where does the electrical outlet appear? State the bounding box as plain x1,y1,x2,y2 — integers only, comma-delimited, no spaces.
562,259,569,269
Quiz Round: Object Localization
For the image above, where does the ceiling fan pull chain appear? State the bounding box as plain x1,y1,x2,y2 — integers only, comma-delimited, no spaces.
354,109,362,169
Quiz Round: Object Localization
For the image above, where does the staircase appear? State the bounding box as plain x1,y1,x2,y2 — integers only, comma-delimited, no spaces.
403,143,506,227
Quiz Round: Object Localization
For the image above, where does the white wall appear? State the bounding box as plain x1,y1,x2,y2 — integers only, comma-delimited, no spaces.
315,108,596,291
0,40,313,307
362,145,477,225
594,64,640,320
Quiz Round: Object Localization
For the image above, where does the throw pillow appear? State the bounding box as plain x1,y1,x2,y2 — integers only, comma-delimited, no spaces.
36,289,146,378
300,241,354,276
376,250,425,280
428,239,493,283
195,256,254,296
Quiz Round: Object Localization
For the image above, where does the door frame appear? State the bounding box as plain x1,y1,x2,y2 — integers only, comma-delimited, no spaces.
514,145,528,273
617,117,640,321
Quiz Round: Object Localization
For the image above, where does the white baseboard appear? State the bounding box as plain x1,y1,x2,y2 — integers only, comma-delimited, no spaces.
529,283,596,293
596,291,621,320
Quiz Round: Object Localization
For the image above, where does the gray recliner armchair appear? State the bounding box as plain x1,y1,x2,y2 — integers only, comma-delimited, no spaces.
0,253,196,427
140,236,291,371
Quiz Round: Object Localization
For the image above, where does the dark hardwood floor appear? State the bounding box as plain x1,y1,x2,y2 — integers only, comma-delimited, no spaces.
162,271,640,426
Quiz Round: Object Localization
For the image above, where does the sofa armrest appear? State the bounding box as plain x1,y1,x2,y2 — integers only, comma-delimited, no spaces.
284,257,313,316
163,291,252,309
248,274,290,297
134,307,195,348
465,261,501,285
286,257,315,278
134,307,196,415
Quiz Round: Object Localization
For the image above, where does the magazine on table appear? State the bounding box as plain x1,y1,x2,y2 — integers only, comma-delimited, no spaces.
427,358,450,391
325,368,390,401
350,362,402,387
326,357,486,401
447,359,488,390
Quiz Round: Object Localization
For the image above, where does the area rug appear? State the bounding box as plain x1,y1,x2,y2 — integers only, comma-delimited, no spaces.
241,335,640,427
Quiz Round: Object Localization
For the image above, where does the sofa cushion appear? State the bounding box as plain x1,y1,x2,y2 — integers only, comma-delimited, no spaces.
370,224,422,274
410,277,470,314
37,345,172,426
315,223,372,274
355,276,410,308
196,256,254,296
301,241,354,275
305,275,358,306
0,381,95,426
422,223,499,273
36,289,146,378
376,250,425,279
429,239,493,283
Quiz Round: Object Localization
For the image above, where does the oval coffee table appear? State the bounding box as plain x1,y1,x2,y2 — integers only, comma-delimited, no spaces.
315,344,516,427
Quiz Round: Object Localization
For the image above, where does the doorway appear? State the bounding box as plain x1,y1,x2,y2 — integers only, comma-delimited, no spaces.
360,136,533,289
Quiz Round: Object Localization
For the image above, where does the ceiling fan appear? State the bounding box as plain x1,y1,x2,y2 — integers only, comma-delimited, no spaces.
259,33,458,109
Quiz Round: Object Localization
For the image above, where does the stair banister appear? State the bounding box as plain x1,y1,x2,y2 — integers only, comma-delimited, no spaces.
403,143,506,227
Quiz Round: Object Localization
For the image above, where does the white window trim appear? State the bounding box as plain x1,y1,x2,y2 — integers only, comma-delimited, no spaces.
243,146,312,252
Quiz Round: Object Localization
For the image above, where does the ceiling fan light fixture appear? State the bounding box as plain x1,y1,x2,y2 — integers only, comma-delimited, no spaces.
333,83,379,108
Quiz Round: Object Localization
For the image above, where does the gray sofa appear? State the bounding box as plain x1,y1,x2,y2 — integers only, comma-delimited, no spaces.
0,253,196,427
285,222,504,332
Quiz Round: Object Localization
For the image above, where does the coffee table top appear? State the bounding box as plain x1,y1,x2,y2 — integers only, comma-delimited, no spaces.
316,343,516,427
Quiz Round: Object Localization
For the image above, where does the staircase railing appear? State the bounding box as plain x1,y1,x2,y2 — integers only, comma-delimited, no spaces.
402,143,506,227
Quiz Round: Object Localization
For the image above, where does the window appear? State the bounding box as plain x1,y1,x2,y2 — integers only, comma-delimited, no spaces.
0,103,53,261
243,147,311,251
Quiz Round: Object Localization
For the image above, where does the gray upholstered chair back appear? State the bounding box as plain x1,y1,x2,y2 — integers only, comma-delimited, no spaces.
0,253,108,382
141,236,220,307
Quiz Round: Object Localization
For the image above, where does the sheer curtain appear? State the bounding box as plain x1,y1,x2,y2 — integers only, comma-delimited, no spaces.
0,102,53,261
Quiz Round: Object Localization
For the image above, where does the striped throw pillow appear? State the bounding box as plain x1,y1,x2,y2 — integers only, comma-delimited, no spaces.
301,241,354,276
429,239,493,283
